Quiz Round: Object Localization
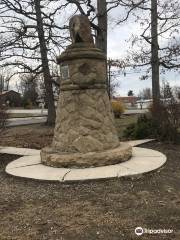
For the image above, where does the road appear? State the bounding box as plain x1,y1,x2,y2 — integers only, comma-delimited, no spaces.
123,109,148,115
7,109,48,115
7,117,47,127
7,108,147,115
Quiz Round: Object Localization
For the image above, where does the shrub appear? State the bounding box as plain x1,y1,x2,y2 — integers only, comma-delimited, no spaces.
123,114,155,139
123,123,136,139
111,100,124,118
155,81,180,142
123,102,180,142
150,102,180,142
0,104,8,133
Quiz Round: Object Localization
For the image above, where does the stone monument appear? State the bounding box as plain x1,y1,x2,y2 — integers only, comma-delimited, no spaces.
41,15,132,168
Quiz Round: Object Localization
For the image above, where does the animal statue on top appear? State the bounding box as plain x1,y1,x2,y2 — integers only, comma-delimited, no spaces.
69,15,95,47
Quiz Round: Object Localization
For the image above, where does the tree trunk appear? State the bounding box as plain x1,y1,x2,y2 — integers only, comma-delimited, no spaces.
34,0,56,125
0,76,3,93
151,0,160,116
97,0,109,97
108,60,111,98
96,0,107,55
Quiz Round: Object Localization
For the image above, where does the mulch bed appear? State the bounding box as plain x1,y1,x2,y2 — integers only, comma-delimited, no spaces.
0,142,180,240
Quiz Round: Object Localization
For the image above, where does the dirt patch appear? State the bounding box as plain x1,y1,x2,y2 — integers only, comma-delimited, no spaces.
0,142,180,239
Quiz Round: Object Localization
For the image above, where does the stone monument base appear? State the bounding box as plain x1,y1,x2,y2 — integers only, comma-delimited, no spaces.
41,142,132,168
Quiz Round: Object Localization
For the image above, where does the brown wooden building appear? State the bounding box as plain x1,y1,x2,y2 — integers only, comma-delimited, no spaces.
0,90,21,107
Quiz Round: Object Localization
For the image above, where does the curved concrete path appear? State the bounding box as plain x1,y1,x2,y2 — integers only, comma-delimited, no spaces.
3,140,167,182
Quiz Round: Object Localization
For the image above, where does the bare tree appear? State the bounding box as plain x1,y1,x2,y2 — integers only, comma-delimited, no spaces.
0,0,69,125
114,0,180,116
18,73,38,106
0,67,13,93
138,87,152,99
107,58,125,98
173,86,180,100
127,90,134,96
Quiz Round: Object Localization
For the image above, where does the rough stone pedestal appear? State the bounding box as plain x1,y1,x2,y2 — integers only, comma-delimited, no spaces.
41,44,132,168
41,15,132,168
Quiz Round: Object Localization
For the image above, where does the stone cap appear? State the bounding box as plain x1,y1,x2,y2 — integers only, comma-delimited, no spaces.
57,45,106,64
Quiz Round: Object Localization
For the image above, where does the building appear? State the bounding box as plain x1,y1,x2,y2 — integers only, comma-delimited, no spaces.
0,90,21,107
113,96,139,108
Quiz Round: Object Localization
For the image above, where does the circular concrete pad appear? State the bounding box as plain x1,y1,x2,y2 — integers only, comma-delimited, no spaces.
6,147,166,182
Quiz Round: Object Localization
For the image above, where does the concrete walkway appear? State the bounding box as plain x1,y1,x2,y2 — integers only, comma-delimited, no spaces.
1,139,167,182
0,146,40,156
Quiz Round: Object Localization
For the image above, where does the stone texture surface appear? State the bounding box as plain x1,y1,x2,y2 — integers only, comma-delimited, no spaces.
65,57,107,88
52,88,120,154
41,142,132,168
42,46,128,168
